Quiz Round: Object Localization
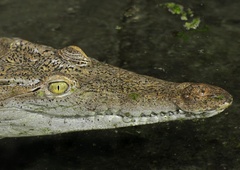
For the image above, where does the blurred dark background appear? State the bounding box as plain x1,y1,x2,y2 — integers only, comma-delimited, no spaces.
0,0,239,169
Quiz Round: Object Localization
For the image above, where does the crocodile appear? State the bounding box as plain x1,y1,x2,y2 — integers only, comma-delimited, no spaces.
0,37,232,138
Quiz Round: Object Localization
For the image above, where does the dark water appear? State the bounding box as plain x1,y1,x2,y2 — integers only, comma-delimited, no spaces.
0,0,239,169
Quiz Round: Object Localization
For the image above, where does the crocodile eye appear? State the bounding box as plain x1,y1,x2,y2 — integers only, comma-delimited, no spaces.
48,81,69,94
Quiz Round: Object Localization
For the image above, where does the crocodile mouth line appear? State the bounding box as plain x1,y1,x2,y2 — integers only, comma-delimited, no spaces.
0,106,219,121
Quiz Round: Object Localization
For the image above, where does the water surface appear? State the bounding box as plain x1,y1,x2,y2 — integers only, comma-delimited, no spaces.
0,0,239,169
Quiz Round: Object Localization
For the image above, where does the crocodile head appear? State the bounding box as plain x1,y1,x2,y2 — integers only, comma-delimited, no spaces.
0,37,233,138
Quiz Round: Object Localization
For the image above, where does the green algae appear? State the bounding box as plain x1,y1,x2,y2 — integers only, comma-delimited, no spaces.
184,17,201,30
160,2,201,30
128,93,140,101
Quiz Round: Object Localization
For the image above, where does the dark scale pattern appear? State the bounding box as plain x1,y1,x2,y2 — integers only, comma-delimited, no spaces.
0,38,91,81
0,37,233,138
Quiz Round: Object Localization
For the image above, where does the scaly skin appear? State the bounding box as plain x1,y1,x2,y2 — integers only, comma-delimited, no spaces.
0,37,233,138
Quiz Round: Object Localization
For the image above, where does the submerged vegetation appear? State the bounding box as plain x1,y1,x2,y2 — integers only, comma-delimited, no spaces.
160,2,201,30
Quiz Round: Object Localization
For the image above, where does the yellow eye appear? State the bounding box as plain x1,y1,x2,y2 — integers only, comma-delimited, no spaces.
48,81,69,94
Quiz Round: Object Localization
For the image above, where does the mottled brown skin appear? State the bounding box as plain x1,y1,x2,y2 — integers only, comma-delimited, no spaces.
0,37,233,138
